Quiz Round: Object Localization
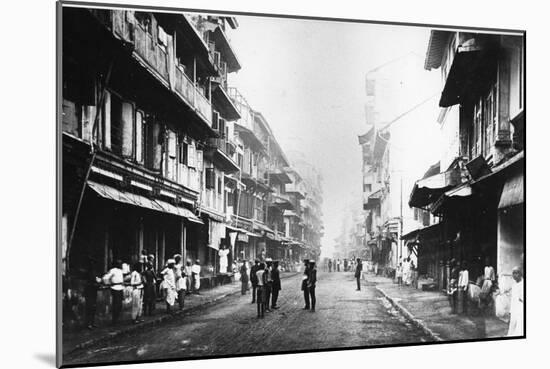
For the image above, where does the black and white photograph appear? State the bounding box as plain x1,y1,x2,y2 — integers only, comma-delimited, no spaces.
56,1,525,367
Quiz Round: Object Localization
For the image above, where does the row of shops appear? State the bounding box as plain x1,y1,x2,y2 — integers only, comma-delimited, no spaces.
402,30,525,320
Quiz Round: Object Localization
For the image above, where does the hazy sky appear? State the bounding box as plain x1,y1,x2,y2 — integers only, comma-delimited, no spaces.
227,16,436,257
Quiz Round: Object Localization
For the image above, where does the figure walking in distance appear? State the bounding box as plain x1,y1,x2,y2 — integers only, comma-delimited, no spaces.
302,259,310,310
308,260,317,312
355,258,363,291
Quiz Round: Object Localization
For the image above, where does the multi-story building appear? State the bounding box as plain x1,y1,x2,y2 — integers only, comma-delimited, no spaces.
288,155,325,262
61,7,229,325
61,5,325,327
191,15,242,275
407,30,525,319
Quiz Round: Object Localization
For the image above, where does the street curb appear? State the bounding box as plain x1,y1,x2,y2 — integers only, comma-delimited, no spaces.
375,285,443,342
67,272,299,354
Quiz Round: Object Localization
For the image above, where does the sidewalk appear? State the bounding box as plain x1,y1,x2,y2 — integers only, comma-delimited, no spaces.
63,272,298,355
366,274,509,341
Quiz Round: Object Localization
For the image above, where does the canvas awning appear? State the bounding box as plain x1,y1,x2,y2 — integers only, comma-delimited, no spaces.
364,188,383,210
499,173,524,209
87,181,203,223
409,168,461,208
430,184,473,215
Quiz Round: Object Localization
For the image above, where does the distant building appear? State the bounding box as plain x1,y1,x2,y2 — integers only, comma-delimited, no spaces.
358,54,440,276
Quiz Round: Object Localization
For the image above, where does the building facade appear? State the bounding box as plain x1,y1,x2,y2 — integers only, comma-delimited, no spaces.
61,7,324,327
407,30,525,320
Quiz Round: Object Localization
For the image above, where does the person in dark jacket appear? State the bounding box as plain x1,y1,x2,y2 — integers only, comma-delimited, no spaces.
355,258,363,291
250,259,260,303
264,259,273,312
142,262,157,316
271,260,281,309
307,261,317,312
301,259,310,310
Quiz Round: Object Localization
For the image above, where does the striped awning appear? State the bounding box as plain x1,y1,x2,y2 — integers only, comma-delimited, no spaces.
87,181,203,224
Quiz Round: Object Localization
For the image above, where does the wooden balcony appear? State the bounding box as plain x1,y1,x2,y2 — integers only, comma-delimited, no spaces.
205,138,239,173
90,9,213,129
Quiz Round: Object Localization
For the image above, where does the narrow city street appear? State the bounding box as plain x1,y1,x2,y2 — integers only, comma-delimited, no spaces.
64,271,432,366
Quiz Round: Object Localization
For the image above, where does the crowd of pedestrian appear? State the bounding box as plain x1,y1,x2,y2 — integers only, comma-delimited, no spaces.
327,257,359,273
245,258,282,318
445,257,524,336
395,257,417,288
84,251,204,329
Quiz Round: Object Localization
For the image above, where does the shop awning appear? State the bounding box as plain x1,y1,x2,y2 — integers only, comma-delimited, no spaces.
430,184,473,215
409,168,461,208
499,173,524,209
87,181,203,224
364,188,383,210
400,222,443,242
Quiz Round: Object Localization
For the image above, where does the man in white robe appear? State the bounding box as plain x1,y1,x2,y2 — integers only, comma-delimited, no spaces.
507,267,524,336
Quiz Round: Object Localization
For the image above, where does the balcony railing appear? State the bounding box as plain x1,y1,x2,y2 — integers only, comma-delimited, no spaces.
93,9,213,128
207,137,234,157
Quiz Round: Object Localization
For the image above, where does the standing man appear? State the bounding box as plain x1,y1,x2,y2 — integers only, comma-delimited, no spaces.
142,262,157,316
240,260,249,295
161,259,177,314
191,259,201,294
130,262,144,323
448,259,460,314
271,260,281,309
255,262,266,318
264,259,273,312
457,261,469,315
301,259,310,310
507,267,524,336
308,260,317,312
184,259,193,295
102,260,124,325
174,255,186,310
355,258,363,291
328,258,332,273
250,259,259,303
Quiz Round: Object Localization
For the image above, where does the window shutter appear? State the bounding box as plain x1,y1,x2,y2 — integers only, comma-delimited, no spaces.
212,111,219,130
188,143,196,168
179,141,188,165
167,130,176,158
135,110,144,163
205,168,215,189
219,118,226,138
196,150,203,171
